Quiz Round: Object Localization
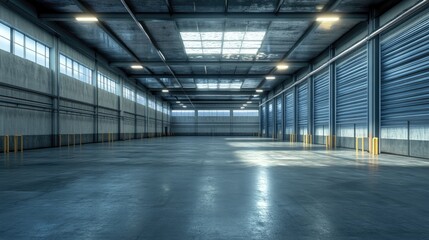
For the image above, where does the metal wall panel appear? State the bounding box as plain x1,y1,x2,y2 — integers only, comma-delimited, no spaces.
336,47,368,142
284,90,294,135
267,101,274,138
261,105,267,136
298,81,308,136
314,70,330,127
381,17,429,126
276,96,282,137
336,47,368,125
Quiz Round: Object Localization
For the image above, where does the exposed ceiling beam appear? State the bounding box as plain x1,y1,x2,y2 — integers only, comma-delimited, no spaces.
153,90,261,96
274,0,285,14
257,0,351,90
111,60,308,68
70,0,167,89
131,74,291,79
39,12,368,22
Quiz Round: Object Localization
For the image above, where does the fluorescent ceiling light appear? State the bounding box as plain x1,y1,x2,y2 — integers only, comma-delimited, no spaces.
176,101,181,104
243,104,247,106
75,16,98,22
265,76,276,80
241,107,245,109
131,65,143,69
247,101,252,104
162,89,169,93
256,89,264,93
182,105,187,108
316,16,340,22
253,95,259,97
277,65,289,70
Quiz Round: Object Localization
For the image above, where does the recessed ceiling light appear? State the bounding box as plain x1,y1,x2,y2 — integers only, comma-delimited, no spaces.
176,101,181,104
256,89,264,93
253,95,259,97
243,104,248,106
180,103,184,105
265,76,276,80
277,65,289,70
131,65,143,69
247,101,252,104
162,89,169,93
75,16,98,22
316,5,324,10
182,105,187,108
316,16,340,22
241,107,245,109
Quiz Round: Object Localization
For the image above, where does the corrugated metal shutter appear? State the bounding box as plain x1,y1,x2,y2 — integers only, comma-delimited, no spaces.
268,101,274,138
284,90,294,135
276,96,282,136
298,81,308,136
261,105,267,135
314,70,329,126
336,47,368,126
381,17,429,126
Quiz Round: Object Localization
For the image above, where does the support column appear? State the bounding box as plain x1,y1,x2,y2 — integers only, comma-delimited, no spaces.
329,45,336,147
51,37,60,147
368,8,380,153
308,64,314,143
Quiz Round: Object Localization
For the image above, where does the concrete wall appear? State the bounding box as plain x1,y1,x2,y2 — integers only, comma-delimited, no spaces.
0,5,170,151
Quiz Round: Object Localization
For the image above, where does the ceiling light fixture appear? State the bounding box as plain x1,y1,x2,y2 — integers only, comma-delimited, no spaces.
253,95,259,97
162,89,169,93
316,16,340,22
243,104,247,106
75,16,98,22
131,65,143,69
176,101,181,104
182,105,187,108
241,107,245,109
265,76,276,80
247,101,252,104
256,89,264,93
277,65,289,70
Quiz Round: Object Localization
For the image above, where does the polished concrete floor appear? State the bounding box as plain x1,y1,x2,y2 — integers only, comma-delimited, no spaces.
0,137,429,240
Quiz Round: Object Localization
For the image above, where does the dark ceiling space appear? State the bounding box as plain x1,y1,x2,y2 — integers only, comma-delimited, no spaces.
25,0,396,107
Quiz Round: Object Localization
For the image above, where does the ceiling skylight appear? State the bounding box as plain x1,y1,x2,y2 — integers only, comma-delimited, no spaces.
196,80,243,89
180,31,266,56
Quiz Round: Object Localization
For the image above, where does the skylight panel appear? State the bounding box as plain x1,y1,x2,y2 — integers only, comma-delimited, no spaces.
223,41,242,48
208,83,218,89
185,49,203,54
200,32,223,40
203,49,221,54
180,32,200,40
244,32,266,41
222,48,240,54
197,83,209,88
183,41,202,48
241,41,262,48
219,83,230,88
202,41,222,48
224,32,245,40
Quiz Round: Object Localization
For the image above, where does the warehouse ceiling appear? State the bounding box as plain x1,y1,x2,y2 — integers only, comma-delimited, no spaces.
20,0,394,108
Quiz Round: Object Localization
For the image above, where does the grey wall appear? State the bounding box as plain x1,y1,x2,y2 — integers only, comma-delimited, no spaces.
0,5,170,151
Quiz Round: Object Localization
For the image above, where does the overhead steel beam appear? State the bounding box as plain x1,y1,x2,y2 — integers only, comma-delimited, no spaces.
111,60,309,68
152,90,260,96
131,74,291,79
70,0,167,89
39,12,368,22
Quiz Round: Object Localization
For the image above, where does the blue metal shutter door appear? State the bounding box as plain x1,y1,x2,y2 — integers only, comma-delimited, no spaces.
314,69,330,144
380,15,429,158
284,90,295,140
336,47,368,148
276,96,282,139
298,81,308,141
268,101,274,138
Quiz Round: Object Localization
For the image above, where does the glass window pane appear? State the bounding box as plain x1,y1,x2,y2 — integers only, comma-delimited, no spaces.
0,23,10,40
36,53,45,66
36,42,45,55
13,31,24,45
25,37,35,51
0,37,10,52
25,49,35,62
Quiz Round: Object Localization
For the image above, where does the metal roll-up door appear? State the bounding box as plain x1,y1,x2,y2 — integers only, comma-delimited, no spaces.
314,69,330,143
336,47,368,146
284,90,294,137
276,96,282,138
298,81,308,140
381,16,429,157
268,101,274,138
261,105,267,136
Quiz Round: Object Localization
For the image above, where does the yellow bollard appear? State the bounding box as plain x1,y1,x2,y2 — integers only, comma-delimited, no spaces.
356,137,359,152
20,135,23,152
372,138,379,155
14,135,18,153
361,137,365,153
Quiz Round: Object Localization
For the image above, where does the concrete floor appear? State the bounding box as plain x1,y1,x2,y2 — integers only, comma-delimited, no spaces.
0,137,428,240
